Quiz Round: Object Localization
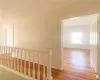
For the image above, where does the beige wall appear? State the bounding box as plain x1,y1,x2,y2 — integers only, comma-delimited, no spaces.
14,14,62,69
0,0,62,69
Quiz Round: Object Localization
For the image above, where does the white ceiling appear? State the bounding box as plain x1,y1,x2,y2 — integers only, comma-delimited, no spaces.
0,0,94,13
62,14,98,26
0,0,99,12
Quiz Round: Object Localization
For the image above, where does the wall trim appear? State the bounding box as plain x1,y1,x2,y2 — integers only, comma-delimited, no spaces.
90,62,97,72
63,45,90,49
96,75,100,79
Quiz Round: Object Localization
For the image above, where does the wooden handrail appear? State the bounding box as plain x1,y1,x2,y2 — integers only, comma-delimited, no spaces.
0,45,48,53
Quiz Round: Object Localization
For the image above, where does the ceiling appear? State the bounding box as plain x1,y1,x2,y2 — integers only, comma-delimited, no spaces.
0,0,85,15
0,0,84,9
0,0,100,20
62,14,98,26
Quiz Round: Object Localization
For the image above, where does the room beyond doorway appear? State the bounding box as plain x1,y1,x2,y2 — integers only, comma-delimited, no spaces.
61,14,98,77
62,14,98,49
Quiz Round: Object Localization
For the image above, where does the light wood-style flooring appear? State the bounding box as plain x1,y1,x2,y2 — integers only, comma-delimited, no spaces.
52,48,96,80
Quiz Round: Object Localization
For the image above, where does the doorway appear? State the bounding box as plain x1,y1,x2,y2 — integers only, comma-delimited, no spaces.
61,14,98,79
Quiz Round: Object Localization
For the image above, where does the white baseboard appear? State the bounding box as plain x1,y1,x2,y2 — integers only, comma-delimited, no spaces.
96,75,100,79
60,67,64,70
90,62,97,72
63,45,90,49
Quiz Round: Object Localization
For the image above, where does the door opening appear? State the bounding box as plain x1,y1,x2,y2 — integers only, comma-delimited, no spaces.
61,14,98,72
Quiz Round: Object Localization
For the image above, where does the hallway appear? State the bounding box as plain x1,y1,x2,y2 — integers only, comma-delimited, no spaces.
52,48,96,80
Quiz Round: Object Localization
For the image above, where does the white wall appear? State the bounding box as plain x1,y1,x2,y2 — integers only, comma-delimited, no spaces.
97,14,100,79
63,14,98,26
90,23,98,72
62,25,90,49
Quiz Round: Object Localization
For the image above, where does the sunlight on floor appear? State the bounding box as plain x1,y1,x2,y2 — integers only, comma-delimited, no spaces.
71,51,85,66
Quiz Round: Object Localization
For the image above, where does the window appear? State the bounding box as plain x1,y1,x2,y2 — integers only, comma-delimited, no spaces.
72,32,82,44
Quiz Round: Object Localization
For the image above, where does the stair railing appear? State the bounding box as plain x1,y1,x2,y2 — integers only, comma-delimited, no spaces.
0,45,52,80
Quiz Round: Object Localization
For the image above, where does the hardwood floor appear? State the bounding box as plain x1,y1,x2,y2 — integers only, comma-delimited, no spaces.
0,48,96,80
52,48,96,80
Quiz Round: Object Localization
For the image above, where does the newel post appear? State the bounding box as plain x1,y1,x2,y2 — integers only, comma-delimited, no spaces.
47,48,52,80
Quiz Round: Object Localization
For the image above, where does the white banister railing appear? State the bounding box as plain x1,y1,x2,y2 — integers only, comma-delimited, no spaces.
0,46,52,80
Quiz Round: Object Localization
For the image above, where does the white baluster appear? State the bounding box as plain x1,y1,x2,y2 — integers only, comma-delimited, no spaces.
0,47,2,64
10,48,13,69
47,49,52,80
5,47,7,66
4,47,6,66
28,52,30,78
1,46,2,64
3,47,5,65
10,48,12,68
7,47,9,67
14,48,16,70
43,65,46,80
24,51,26,75
38,53,40,80
8,47,10,68
1,47,3,65
4,47,5,65
0,46,1,64
2,47,4,65
17,49,19,71
1,46,3,64
1,46,2,63
15,49,17,70
12,47,14,69
20,50,22,73
33,56,35,79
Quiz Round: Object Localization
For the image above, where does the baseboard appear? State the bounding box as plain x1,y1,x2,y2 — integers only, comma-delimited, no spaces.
90,62,96,72
63,45,90,49
96,75,100,80
52,66,63,70
60,67,64,70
